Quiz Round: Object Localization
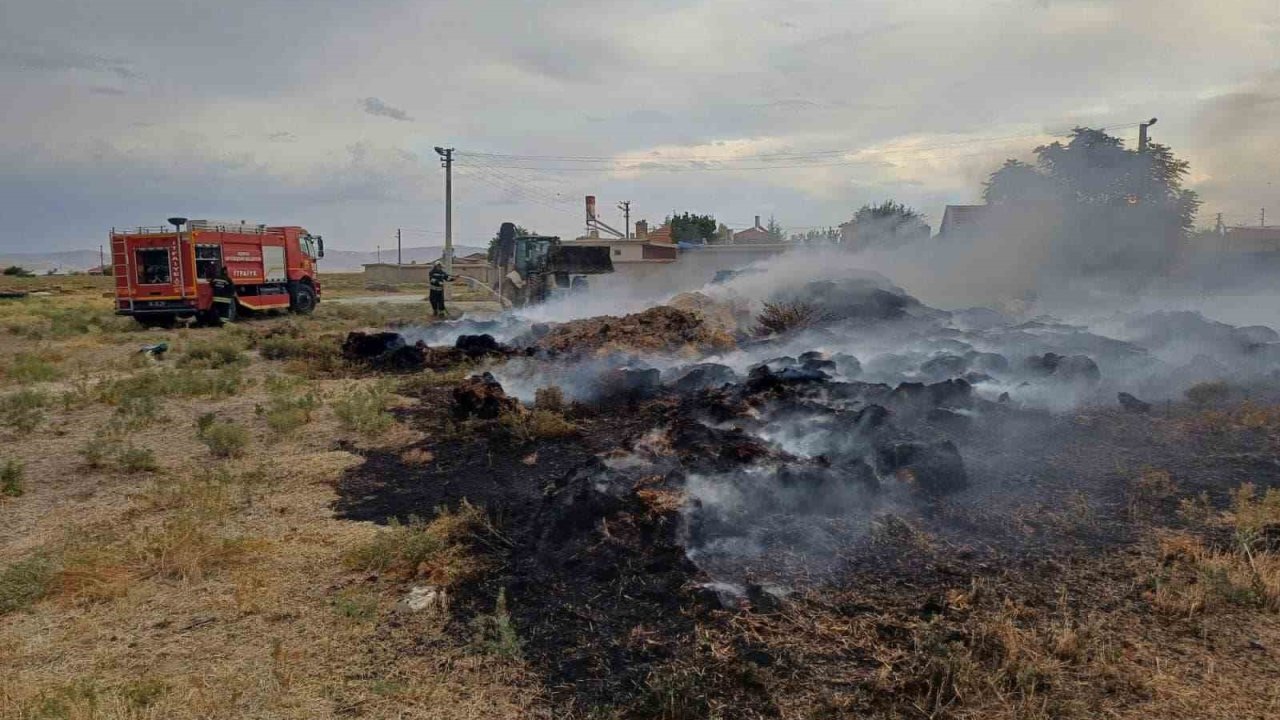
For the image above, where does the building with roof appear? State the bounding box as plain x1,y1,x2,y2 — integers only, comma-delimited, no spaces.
1221,225,1280,254
938,205,991,239
362,251,496,287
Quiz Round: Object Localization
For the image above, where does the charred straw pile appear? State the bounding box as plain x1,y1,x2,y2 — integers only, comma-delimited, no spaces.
333,276,1280,714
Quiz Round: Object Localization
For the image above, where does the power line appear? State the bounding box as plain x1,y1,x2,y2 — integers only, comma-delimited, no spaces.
457,162,569,211
455,123,1141,167
459,157,576,205
465,155,579,202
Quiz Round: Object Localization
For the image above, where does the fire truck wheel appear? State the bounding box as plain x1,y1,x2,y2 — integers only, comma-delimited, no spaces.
291,285,316,315
198,309,224,327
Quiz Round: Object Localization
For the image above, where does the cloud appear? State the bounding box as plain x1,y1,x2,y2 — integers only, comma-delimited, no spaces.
2,0,1279,251
0,48,139,80
360,97,412,122
1185,71,1280,224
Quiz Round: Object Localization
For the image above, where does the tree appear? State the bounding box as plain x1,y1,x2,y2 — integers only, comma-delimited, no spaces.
790,228,840,244
983,160,1056,205
667,212,718,244
765,215,785,243
983,127,1200,279
489,224,533,265
845,201,929,250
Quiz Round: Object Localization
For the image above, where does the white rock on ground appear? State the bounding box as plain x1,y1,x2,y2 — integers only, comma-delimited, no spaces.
398,585,449,614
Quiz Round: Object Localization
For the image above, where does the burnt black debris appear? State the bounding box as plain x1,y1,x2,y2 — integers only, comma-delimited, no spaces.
919,353,967,379
328,270,1280,716
595,367,662,403
1024,352,1102,382
454,333,504,357
342,330,405,360
1118,391,1152,413
875,439,970,495
745,363,830,393
667,363,739,394
452,372,519,420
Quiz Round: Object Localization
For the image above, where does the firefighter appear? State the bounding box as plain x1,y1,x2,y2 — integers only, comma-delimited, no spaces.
428,262,453,317
210,263,237,322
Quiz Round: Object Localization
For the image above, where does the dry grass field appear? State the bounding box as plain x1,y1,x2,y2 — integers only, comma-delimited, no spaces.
0,277,540,719
1,275,1278,719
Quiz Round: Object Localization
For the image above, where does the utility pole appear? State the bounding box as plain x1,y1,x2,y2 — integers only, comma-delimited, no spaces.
377,245,381,263
1138,117,1158,152
396,229,402,265
1263,208,1267,228
1215,213,1224,235
434,147,455,273
617,201,631,239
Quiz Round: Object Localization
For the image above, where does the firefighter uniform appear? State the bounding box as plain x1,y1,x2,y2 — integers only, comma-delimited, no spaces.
428,264,452,317
211,266,236,321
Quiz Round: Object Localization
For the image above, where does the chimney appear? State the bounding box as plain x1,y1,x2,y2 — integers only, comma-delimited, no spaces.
635,219,648,239
754,215,761,229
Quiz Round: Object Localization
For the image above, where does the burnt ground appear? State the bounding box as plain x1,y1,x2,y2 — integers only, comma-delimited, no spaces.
334,382,1280,718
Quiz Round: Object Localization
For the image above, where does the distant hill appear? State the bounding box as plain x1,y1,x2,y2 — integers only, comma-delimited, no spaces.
0,250,105,274
0,245,488,274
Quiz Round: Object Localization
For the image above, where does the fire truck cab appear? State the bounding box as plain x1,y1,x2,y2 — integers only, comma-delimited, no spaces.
111,218,323,327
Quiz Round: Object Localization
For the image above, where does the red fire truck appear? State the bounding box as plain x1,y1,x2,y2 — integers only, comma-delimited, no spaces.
111,218,323,327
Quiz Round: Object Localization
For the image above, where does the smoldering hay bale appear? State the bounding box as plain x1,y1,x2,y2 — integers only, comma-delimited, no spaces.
452,372,520,420
525,305,736,358
666,291,750,336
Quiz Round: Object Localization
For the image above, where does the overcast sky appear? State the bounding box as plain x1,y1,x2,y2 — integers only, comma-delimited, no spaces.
2,0,1277,251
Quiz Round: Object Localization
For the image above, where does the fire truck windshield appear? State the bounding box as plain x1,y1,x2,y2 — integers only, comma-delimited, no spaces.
301,234,320,259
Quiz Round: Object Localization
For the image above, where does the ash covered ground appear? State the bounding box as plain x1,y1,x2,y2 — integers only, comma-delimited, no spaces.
334,255,1280,716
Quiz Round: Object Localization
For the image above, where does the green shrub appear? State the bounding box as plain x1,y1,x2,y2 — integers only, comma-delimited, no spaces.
258,335,334,361
118,446,160,474
5,352,62,383
114,392,163,429
60,375,97,410
534,386,565,412
471,589,521,659
177,337,248,369
260,375,321,436
333,384,394,436
343,502,489,586
0,388,48,432
96,371,167,405
498,408,577,444
195,412,217,437
98,368,243,406
1,459,24,497
78,434,113,470
121,678,169,710
257,335,345,373
199,420,250,458
264,393,320,436
332,590,379,622
6,304,112,339
171,368,243,399
1186,381,1231,406
0,556,56,615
